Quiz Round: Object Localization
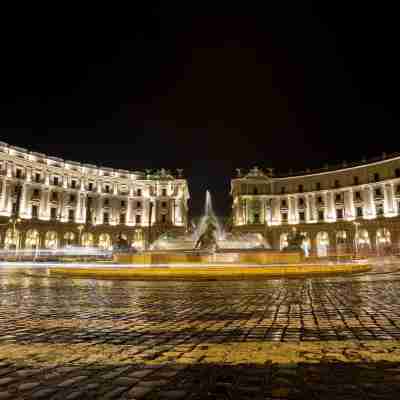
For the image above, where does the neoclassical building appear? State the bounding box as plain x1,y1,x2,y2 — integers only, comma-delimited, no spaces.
0,142,189,250
231,154,400,256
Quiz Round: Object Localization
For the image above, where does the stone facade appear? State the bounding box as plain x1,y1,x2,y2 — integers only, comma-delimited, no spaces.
232,156,400,255
0,142,190,250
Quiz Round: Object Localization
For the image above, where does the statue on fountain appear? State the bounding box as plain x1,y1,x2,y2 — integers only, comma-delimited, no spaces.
194,217,219,251
284,227,305,252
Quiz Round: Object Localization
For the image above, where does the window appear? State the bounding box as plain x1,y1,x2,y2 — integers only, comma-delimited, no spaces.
137,189,142,196
397,185,400,194
69,194,75,203
280,187,285,194
120,213,126,224
51,192,58,201
298,184,303,193
377,205,384,216
71,180,76,189
374,173,380,182
105,185,110,193
32,205,38,218
396,168,400,178
68,209,74,221
50,207,57,219
318,210,324,221
162,188,167,196
298,198,304,206
355,191,361,200
135,214,141,224
35,173,41,183
375,188,382,197
253,213,260,224
353,176,359,185
334,180,340,188
12,202,17,215
316,182,321,190
161,214,167,223
53,176,59,186
253,187,258,195
335,193,341,201
161,201,167,208
121,200,126,207
299,212,305,222
281,212,288,221
33,188,40,198
136,201,142,209
336,209,343,219
16,169,22,178
88,182,93,191
356,207,363,217
104,198,109,206
281,199,287,207
103,212,109,224
317,196,323,204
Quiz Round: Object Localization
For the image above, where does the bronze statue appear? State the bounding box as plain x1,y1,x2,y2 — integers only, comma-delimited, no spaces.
284,227,305,251
194,217,218,251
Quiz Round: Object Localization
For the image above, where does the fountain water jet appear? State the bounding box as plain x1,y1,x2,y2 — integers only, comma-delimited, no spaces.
151,191,269,251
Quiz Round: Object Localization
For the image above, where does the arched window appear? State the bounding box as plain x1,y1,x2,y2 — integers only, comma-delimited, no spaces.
44,231,58,249
98,233,112,250
25,229,40,249
356,229,370,248
336,230,347,244
316,231,330,257
81,232,94,247
132,229,144,249
4,228,20,249
376,228,391,250
64,232,75,246
280,233,289,250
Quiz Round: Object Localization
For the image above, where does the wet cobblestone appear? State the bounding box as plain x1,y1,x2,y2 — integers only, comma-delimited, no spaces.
2,266,400,398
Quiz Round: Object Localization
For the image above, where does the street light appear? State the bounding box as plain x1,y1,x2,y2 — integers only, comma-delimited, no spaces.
77,225,84,247
9,216,21,259
353,221,360,258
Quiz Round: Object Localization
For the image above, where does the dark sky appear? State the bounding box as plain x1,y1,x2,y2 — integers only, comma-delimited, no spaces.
1,3,400,216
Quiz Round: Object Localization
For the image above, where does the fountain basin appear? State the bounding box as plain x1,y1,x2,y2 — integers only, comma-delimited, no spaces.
113,250,303,265
49,262,371,281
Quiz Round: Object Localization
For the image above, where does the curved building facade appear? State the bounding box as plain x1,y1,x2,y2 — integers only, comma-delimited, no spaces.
0,142,189,250
232,155,400,256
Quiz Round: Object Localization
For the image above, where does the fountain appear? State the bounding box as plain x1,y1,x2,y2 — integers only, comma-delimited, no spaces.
56,192,371,278
151,190,269,251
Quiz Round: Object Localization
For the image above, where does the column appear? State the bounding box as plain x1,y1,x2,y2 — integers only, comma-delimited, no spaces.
39,188,50,220
344,189,355,219
97,196,103,224
391,184,398,215
0,178,8,212
19,183,29,218
311,194,318,221
363,186,375,219
288,196,295,224
384,183,394,216
305,195,311,223
325,192,335,221
60,191,68,222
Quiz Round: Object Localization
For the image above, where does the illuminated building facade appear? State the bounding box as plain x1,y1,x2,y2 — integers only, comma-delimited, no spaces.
232,155,400,256
0,142,189,250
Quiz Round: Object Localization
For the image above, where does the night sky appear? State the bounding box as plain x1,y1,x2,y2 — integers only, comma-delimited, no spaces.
1,3,400,216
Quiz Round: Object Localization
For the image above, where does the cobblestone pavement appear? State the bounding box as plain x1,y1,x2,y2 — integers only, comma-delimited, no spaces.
1,265,400,399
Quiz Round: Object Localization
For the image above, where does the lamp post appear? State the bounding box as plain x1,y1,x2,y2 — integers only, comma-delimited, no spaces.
353,221,360,258
77,224,84,247
9,216,21,259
